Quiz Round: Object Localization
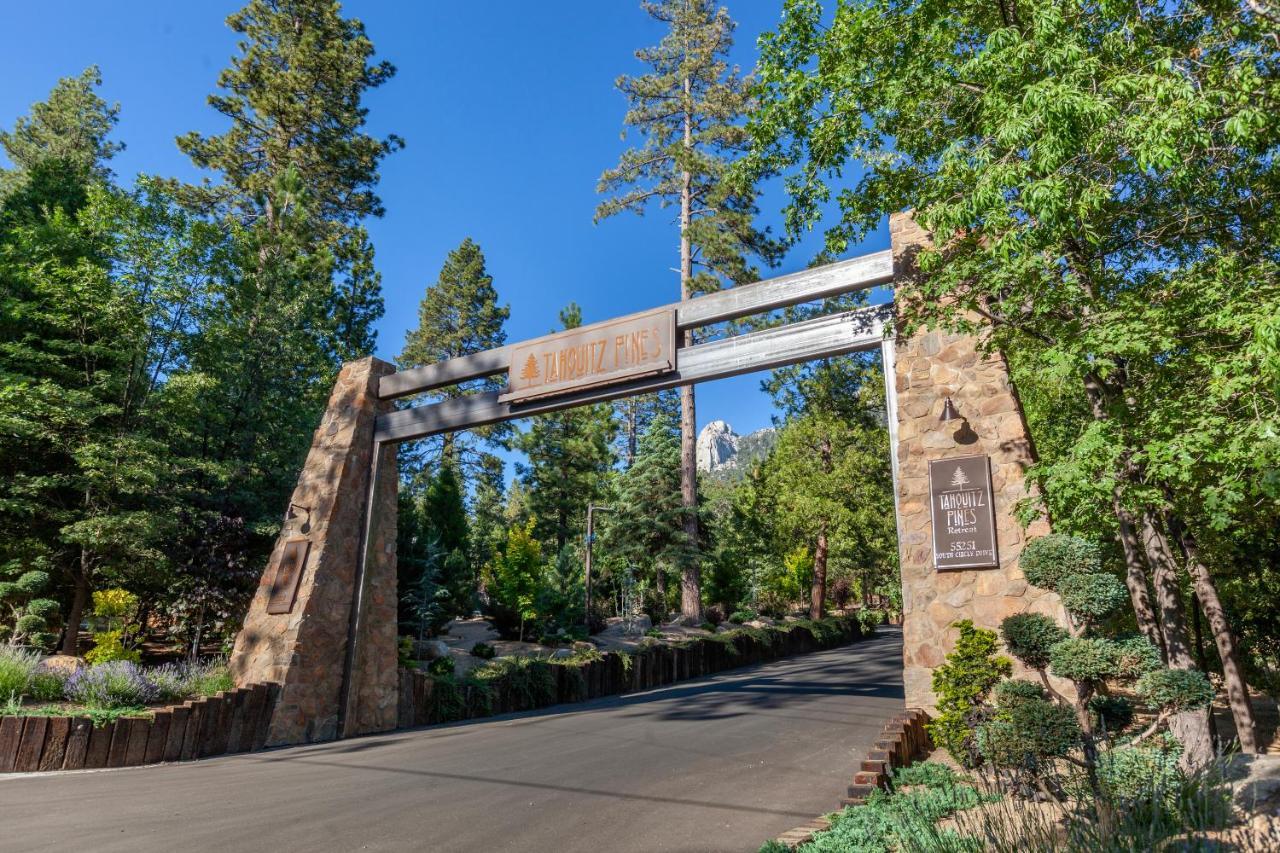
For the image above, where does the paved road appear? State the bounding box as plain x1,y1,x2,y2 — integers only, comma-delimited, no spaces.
2,627,903,853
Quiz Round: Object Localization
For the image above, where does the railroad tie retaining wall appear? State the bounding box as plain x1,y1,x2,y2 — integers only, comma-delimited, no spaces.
0,683,279,774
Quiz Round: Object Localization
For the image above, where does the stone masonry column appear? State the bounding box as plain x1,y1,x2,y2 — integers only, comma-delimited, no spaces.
890,212,1065,712
230,356,399,745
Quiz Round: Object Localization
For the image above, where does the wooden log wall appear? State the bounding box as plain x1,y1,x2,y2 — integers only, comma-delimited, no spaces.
0,683,279,774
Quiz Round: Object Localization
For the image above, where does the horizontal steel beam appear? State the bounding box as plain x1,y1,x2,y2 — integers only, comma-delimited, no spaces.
378,249,893,400
375,303,893,443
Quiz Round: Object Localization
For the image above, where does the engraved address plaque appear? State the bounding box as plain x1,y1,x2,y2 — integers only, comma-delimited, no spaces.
928,455,999,571
266,538,310,614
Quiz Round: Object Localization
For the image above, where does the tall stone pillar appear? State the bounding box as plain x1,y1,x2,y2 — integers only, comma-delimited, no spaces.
230,356,400,745
889,212,1065,711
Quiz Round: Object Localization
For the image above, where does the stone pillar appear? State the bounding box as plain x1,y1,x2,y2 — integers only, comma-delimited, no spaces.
229,356,399,745
889,212,1065,712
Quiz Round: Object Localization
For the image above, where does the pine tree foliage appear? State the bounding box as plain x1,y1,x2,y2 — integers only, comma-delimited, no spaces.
517,304,617,552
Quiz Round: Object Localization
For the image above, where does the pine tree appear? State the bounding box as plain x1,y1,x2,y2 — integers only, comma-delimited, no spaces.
517,304,616,552
597,0,779,621
423,463,472,618
398,237,510,480
169,0,401,572
0,70,196,652
604,407,694,616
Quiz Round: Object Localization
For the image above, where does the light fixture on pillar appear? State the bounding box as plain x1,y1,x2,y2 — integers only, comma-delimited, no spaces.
285,502,312,535
939,397,961,422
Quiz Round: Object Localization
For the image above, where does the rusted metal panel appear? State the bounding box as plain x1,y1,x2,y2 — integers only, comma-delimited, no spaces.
266,538,310,615
499,308,675,403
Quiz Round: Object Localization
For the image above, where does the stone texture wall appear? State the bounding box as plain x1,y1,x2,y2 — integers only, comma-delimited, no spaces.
890,212,1066,711
230,356,399,745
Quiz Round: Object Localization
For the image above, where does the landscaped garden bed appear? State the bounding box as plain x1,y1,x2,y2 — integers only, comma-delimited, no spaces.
398,613,877,726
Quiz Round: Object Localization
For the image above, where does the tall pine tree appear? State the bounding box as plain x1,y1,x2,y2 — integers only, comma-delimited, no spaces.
597,0,779,621
170,0,401,574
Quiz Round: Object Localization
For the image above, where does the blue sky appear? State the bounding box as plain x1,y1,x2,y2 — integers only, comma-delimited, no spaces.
0,1,889,465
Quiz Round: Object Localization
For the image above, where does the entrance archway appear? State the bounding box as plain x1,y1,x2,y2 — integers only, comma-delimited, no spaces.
229,212,1060,746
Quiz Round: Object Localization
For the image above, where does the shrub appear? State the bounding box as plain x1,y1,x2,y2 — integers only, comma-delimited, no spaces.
979,697,1080,767
471,642,496,659
1,572,60,648
728,610,754,624
829,577,853,609
1135,668,1215,713
928,620,1012,764
85,629,141,664
1049,637,1117,683
65,661,159,709
704,604,725,626
1111,635,1163,679
1000,613,1068,670
1019,534,1100,591
149,659,233,701
0,645,40,699
1095,741,1184,810
993,678,1045,709
1056,572,1128,622
1089,694,1134,734
644,627,662,638
92,588,139,619
427,656,455,678
28,667,67,702
856,608,884,635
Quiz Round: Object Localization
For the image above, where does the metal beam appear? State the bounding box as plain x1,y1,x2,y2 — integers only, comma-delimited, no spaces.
377,249,893,400
375,303,892,443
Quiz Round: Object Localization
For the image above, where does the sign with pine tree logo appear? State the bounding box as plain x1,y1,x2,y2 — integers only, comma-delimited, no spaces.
500,307,675,403
927,455,998,570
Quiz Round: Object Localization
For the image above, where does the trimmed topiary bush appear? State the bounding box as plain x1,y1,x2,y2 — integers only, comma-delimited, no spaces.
1112,635,1163,679
1056,573,1128,621
994,678,1046,709
1089,694,1135,734
1049,637,1118,683
1000,613,1069,670
979,697,1080,767
65,661,159,709
1135,668,1215,714
1019,534,1101,591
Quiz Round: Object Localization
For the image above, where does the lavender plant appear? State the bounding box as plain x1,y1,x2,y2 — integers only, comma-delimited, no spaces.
65,661,159,709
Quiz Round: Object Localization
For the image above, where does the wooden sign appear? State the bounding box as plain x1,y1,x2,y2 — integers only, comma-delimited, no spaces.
928,455,999,571
266,538,310,614
499,307,676,403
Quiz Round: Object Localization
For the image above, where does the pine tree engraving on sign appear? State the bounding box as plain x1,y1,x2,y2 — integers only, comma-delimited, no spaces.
519,354,540,382
949,467,970,488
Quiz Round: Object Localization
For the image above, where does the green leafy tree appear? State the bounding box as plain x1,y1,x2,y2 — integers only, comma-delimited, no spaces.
494,520,545,642
597,0,781,621
762,402,896,619
745,0,1278,764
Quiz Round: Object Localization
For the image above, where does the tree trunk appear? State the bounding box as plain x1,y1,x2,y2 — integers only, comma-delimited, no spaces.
1080,376,1163,652
1139,509,1216,770
1109,491,1165,655
1178,527,1258,753
60,560,91,656
811,524,828,620
677,72,701,623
